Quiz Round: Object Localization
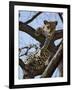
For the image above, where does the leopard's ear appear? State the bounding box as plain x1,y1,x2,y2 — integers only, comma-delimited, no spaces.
44,20,48,25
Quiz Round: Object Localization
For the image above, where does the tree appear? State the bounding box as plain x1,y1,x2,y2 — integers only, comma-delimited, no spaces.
19,11,63,79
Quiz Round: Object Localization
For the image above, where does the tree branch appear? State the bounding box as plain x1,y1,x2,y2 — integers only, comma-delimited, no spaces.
58,13,63,22
53,30,63,41
25,12,42,24
19,44,39,57
19,58,25,70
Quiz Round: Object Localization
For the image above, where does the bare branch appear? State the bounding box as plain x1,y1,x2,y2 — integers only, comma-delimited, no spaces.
19,44,39,57
19,58,25,70
53,30,63,41
58,13,63,22
25,12,42,24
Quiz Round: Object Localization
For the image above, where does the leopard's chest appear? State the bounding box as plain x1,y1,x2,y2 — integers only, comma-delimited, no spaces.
26,49,49,75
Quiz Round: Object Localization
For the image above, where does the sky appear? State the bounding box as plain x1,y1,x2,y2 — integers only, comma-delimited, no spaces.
18,11,63,79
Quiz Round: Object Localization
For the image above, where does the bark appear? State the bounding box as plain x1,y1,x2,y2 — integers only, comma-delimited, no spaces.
41,42,63,78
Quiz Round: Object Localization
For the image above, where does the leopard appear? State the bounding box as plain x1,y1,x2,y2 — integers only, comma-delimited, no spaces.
23,20,58,79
